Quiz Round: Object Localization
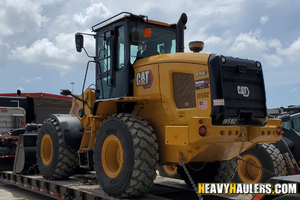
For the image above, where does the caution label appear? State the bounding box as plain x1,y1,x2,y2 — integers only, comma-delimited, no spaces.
198,183,298,195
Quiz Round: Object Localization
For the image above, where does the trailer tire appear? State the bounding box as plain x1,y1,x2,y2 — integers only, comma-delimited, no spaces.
177,158,237,184
37,117,78,179
232,143,286,183
94,113,159,197
158,165,180,179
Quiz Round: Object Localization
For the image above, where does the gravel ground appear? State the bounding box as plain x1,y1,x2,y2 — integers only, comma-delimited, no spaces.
0,183,54,200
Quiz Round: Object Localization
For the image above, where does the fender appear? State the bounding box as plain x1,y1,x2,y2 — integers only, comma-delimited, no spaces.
50,114,83,149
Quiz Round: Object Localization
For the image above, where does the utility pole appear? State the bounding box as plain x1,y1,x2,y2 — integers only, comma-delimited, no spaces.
71,82,74,93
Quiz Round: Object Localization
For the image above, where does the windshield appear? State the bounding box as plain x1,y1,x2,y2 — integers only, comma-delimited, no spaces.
130,24,176,64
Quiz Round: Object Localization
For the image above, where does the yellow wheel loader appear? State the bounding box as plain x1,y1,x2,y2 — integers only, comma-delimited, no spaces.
35,12,282,197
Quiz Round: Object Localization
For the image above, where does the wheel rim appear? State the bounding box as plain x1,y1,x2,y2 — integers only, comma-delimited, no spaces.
238,155,262,183
187,162,206,172
41,134,53,165
163,165,178,175
102,135,124,178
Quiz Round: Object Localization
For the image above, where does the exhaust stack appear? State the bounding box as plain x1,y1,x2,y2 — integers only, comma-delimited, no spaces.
176,13,187,52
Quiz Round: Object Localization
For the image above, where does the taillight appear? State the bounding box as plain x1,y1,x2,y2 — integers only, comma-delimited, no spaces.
276,127,281,135
198,126,206,137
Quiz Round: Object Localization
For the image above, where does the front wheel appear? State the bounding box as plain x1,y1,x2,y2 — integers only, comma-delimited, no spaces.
94,113,159,197
36,118,78,179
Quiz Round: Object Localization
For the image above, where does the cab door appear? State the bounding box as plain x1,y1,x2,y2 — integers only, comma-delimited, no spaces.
96,29,112,99
96,24,131,100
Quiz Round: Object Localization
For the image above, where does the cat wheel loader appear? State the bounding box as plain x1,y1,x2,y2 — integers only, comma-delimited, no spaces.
35,12,282,197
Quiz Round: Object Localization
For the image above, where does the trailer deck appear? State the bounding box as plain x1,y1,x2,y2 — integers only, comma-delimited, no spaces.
0,171,253,200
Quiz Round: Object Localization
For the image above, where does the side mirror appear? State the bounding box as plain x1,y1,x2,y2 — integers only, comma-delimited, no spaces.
60,89,72,96
75,34,84,52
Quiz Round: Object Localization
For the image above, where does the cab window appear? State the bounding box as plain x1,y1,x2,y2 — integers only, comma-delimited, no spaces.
130,24,176,64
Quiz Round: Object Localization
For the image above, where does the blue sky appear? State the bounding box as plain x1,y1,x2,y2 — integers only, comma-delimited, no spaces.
0,0,300,109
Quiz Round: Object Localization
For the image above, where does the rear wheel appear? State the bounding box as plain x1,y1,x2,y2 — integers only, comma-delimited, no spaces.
232,143,286,183
94,113,159,197
158,165,180,179
177,159,237,184
37,118,78,179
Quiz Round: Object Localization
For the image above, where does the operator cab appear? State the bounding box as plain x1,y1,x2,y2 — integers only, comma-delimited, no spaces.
75,12,184,101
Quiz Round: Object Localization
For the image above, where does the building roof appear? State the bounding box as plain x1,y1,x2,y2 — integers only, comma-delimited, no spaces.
0,93,72,109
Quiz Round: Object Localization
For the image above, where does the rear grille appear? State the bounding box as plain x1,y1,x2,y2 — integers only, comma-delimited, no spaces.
222,66,266,118
208,54,267,125
173,73,196,108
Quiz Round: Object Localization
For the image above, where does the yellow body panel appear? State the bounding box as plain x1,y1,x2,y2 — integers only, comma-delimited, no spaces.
165,126,189,145
134,64,160,97
131,53,282,164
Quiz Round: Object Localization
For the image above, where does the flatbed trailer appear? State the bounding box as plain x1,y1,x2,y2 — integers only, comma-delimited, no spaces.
0,171,252,200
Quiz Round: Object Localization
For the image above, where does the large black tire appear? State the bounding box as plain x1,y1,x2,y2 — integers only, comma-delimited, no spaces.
158,165,180,179
232,143,286,183
177,159,237,184
94,113,159,197
37,117,78,179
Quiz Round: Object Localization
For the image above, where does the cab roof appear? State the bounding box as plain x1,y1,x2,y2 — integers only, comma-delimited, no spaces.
92,12,175,32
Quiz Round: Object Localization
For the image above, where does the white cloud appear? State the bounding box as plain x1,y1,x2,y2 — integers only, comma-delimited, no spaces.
53,15,70,28
9,29,94,74
22,77,43,83
260,15,269,25
268,39,282,49
205,36,222,45
60,70,68,76
277,37,300,61
228,30,268,60
190,0,244,16
0,0,48,36
73,2,112,26
289,87,298,93
265,0,280,8
262,53,283,67
10,36,76,70
22,78,31,83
